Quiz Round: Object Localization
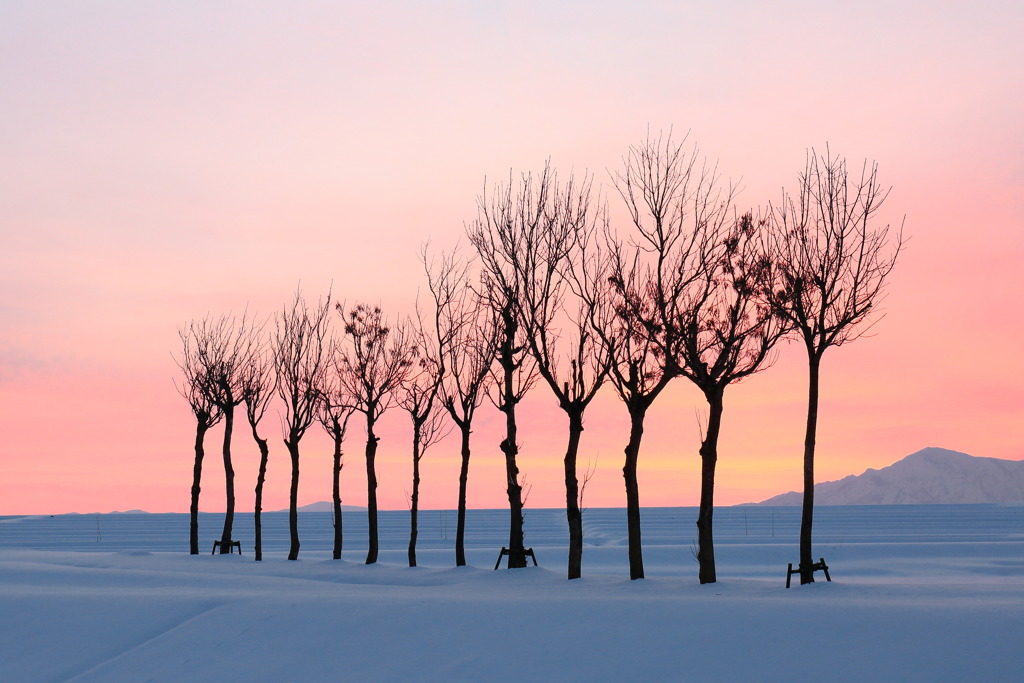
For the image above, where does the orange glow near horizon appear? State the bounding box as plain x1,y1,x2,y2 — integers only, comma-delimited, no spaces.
1,2,1022,516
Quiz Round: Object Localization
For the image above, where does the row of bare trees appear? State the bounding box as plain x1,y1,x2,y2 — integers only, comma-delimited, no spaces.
176,295,436,564
176,134,902,585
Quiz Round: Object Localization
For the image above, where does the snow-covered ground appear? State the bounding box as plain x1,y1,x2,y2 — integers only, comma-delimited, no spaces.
2,505,1022,682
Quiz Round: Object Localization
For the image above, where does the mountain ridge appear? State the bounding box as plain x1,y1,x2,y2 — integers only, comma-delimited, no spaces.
276,502,368,513
756,447,1024,505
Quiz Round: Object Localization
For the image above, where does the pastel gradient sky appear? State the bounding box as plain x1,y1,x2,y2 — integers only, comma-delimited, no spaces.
2,1,1021,514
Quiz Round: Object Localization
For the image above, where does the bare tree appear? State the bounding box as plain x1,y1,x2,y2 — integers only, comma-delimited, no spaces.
397,308,450,567
240,327,274,562
768,148,904,584
467,172,542,570
175,319,223,555
191,313,256,554
671,212,789,584
274,289,332,561
610,133,790,583
318,338,356,560
338,303,414,565
484,164,611,579
424,247,497,567
586,245,678,580
599,133,727,580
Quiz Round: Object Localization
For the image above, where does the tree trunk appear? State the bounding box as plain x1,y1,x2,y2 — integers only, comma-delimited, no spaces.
332,425,344,560
408,423,422,568
365,418,380,565
564,411,584,580
623,403,647,580
495,309,527,569
799,354,821,584
189,419,208,555
501,396,526,569
455,422,471,567
696,388,724,584
219,405,235,553
286,437,301,561
252,426,269,562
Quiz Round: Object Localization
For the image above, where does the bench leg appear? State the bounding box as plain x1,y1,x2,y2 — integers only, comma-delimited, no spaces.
494,547,508,570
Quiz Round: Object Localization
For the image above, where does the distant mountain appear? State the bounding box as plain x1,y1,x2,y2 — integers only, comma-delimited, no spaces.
756,447,1024,505
78,510,151,515
275,501,368,513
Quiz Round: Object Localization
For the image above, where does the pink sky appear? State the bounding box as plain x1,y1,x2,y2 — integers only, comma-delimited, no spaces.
2,1,1022,514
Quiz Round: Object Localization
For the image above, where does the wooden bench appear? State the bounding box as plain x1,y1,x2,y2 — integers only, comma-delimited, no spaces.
211,540,242,555
494,546,538,569
786,557,831,588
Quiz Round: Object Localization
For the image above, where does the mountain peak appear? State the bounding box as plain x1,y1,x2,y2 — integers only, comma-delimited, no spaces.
757,448,1024,505
906,446,973,460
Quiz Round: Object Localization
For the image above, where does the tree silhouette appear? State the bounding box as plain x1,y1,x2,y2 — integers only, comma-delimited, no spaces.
768,148,904,584
397,307,450,567
338,303,413,565
671,212,789,583
318,338,356,560
467,171,543,569
175,318,224,555
587,250,677,580
485,163,611,579
601,133,724,579
424,247,497,566
610,134,790,582
190,313,256,554
273,289,332,561
240,326,274,561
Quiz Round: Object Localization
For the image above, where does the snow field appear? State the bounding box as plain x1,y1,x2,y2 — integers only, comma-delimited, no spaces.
1,505,1022,682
